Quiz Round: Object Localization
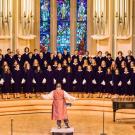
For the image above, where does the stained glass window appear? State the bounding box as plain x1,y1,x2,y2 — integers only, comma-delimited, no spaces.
76,0,87,54
40,0,50,50
57,0,70,53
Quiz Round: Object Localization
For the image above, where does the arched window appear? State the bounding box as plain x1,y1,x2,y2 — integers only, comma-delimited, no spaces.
40,0,50,50
76,0,87,54
57,0,70,53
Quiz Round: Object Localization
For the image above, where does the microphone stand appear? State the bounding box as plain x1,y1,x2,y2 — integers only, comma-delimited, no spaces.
11,119,13,135
100,96,107,135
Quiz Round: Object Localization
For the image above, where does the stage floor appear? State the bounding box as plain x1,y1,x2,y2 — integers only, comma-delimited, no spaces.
0,110,135,135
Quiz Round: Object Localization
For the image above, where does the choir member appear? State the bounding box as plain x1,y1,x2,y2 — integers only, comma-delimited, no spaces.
121,67,131,96
94,51,104,66
39,52,44,70
120,61,127,74
32,49,40,60
0,49,4,58
57,52,64,64
14,49,21,61
101,60,107,74
4,48,11,60
106,53,113,68
72,50,79,62
42,60,48,71
115,51,125,69
33,59,39,71
12,64,23,98
33,66,44,95
23,63,34,98
0,54,4,74
73,65,84,92
43,46,50,62
28,52,34,66
129,61,135,73
84,65,94,97
1,65,13,99
82,51,90,62
95,66,105,97
62,48,70,61
131,67,135,96
67,56,72,66
52,61,58,70
45,65,55,92
21,47,30,64
112,69,122,96
82,59,89,71
78,55,83,66
5,51,15,70
62,59,68,72
110,61,117,74
63,66,73,92
125,50,134,63
91,59,98,73
54,63,64,85
71,58,79,73
105,68,113,98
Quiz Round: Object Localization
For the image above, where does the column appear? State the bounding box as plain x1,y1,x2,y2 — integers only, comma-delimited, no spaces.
50,0,57,53
87,0,96,56
70,0,76,55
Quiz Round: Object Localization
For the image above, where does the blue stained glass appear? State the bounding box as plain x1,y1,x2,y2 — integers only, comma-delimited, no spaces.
57,0,70,53
76,0,87,53
57,0,70,21
77,0,87,21
40,0,50,49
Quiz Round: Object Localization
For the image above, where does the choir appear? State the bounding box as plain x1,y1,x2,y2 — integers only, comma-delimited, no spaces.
0,47,135,99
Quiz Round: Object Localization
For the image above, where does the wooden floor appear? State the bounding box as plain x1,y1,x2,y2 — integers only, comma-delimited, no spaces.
0,95,135,135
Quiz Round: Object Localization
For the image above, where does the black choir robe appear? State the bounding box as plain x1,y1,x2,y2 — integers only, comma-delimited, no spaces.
54,69,64,84
131,72,135,95
62,53,70,61
23,69,34,93
74,70,84,92
44,70,55,92
121,72,131,95
94,56,104,66
2,72,12,93
33,70,44,92
84,70,94,93
21,53,29,64
95,71,105,93
105,73,113,93
12,70,23,93
106,58,113,68
112,74,122,94
63,71,73,92
115,57,125,69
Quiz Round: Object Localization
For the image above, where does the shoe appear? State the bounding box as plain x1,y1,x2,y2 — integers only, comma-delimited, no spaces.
57,126,61,129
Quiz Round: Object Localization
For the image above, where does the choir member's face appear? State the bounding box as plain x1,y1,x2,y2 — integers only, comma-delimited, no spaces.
74,59,78,63
64,49,67,54
128,50,132,55
58,64,62,68
87,66,92,71
16,65,20,70
124,68,128,73
7,49,11,54
67,66,71,72
84,60,88,64
48,65,52,71
37,66,40,71
4,66,9,72
115,70,119,75
3,61,8,66
25,48,29,53
34,50,38,54
68,57,71,62
16,49,20,54
63,60,67,65
0,55,2,59
118,52,122,57
50,53,54,59
78,66,82,71
79,55,82,60
18,54,21,58
27,64,30,70
107,69,111,74
29,53,33,58
85,51,89,56
107,54,111,59
133,67,135,73
101,61,106,67
98,67,102,71
74,50,78,55
130,62,134,67
34,60,39,66
39,52,43,58
0,49,2,54
98,52,102,57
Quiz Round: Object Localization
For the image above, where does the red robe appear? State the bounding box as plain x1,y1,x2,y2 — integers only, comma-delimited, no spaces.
52,89,68,120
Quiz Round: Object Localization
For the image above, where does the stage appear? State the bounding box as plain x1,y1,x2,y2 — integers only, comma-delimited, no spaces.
0,96,135,135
